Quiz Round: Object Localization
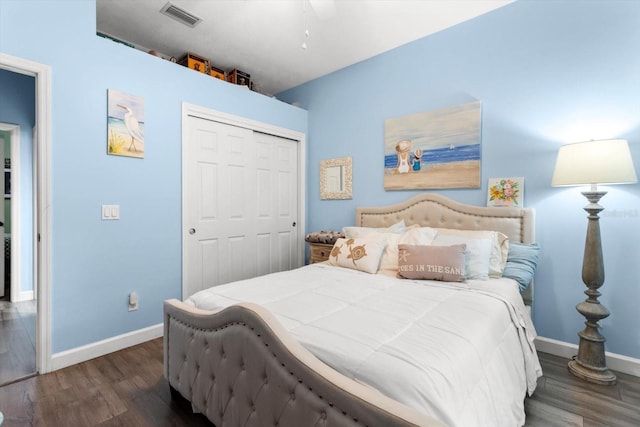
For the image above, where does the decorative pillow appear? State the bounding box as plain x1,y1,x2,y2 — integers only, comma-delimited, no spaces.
503,243,540,291
397,244,467,282
304,230,345,244
431,234,492,280
342,220,412,271
342,220,406,238
435,228,509,278
327,237,387,274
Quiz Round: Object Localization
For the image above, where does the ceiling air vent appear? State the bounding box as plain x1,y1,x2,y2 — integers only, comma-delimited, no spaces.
160,2,202,28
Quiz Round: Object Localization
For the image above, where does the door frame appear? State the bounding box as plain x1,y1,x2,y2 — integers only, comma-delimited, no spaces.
0,123,21,303
181,102,306,299
0,53,53,374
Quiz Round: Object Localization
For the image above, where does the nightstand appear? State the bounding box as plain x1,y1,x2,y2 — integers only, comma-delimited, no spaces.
305,230,344,264
308,242,334,264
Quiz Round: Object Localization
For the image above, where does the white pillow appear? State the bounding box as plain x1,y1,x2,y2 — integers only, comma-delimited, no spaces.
435,228,508,277
431,234,493,280
399,227,439,245
342,220,406,238
327,236,387,274
377,233,402,271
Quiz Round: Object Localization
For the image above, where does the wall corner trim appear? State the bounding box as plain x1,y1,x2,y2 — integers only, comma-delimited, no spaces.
50,323,163,372
535,336,640,378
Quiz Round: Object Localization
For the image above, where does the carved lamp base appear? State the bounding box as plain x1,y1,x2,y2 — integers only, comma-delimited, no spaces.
568,190,616,385
568,358,616,385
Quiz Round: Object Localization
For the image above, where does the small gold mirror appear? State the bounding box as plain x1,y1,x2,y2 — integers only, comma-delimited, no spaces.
320,157,352,200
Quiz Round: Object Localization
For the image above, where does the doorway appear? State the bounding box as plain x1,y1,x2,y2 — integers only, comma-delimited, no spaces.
0,121,35,385
0,52,53,380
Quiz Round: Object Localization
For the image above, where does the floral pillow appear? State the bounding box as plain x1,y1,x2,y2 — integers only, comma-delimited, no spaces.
327,236,387,274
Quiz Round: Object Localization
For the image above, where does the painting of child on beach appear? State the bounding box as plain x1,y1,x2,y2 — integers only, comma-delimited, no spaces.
384,101,481,190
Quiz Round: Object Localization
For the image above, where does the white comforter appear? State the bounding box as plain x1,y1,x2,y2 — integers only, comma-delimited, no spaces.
186,263,542,427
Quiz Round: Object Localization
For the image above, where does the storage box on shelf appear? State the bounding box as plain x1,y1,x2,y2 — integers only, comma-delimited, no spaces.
178,52,210,74
227,68,251,87
209,66,226,81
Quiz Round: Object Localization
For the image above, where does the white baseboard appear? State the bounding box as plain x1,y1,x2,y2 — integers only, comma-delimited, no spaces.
16,290,34,302
50,323,163,371
535,336,640,378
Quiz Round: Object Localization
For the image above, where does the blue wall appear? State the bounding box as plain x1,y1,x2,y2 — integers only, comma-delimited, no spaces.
0,69,35,295
279,0,640,359
0,0,307,353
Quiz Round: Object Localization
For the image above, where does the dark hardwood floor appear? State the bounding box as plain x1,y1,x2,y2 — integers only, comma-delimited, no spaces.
0,338,638,426
0,338,211,427
524,352,640,427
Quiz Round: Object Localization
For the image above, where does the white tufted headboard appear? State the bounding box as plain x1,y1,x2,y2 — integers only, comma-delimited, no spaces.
356,193,536,305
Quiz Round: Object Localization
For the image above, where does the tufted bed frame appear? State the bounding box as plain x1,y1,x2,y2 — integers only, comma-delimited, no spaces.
164,193,535,427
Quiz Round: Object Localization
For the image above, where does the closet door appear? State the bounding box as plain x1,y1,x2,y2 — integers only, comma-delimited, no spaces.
254,131,299,276
183,116,299,299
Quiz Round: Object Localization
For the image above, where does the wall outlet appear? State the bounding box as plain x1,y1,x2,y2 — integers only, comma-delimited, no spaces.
128,292,139,311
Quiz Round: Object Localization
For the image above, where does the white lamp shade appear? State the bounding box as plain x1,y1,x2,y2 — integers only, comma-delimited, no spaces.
551,139,638,187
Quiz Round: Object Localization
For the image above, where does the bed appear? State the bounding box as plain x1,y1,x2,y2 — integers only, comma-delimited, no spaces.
164,193,542,426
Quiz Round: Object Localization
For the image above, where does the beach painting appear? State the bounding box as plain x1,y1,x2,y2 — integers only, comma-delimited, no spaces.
487,177,524,207
384,101,481,190
107,89,145,158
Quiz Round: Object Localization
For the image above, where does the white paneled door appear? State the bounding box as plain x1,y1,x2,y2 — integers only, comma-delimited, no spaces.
183,116,299,299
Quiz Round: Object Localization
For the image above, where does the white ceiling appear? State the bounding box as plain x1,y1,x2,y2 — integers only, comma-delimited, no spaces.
96,0,513,96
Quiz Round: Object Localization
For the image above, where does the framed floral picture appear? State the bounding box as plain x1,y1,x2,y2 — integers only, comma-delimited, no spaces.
487,177,524,207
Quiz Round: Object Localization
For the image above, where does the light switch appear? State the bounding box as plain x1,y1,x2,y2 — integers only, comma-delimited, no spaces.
102,204,120,220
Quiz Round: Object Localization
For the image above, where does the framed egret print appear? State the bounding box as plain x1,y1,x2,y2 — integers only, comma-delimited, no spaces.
107,89,145,158
487,177,524,207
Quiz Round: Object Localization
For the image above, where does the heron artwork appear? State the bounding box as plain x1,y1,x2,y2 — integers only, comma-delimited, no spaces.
107,89,145,158
118,103,144,152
